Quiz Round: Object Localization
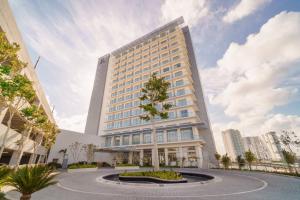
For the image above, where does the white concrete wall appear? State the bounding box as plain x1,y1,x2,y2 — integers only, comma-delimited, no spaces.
48,129,113,165
0,124,47,155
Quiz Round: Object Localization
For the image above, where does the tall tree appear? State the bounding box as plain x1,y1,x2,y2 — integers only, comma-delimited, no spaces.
245,150,256,171
236,155,245,170
214,152,221,167
139,73,172,171
282,150,296,173
0,74,36,158
221,154,231,169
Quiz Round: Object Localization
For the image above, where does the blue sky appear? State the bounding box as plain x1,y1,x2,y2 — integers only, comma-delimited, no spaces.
9,0,300,153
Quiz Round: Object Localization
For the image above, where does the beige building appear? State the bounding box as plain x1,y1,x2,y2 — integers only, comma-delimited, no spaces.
222,129,245,160
85,17,217,168
0,0,55,165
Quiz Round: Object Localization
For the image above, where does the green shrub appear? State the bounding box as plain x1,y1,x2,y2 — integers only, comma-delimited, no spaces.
116,163,137,167
120,171,183,180
67,163,97,169
47,162,62,169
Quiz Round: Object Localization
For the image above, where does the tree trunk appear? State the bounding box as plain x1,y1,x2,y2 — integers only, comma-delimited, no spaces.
249,163,252,171
151,119,159,171
0,110,14,158
20,194,31,200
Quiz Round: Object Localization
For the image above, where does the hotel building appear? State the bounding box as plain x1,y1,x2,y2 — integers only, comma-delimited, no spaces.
0,0,56,165
85,17,217,168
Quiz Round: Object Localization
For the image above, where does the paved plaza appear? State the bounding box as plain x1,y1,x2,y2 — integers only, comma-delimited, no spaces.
6,168,300,200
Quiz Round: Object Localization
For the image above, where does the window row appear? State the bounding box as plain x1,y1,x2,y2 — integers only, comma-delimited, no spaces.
111,79,187,98
114,28,178,59
104,127,194,146
113,54,182,77
106,109,191,129
112,70,184,91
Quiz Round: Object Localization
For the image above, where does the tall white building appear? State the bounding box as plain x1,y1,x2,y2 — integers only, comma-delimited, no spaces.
262,132,283,161
243,136,271,161
222,129,245,160
84,17,217,168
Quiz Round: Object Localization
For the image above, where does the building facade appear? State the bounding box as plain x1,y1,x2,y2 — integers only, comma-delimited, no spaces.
0,0,55,165
243,136,271,161
85,17,217,168
262,132,283,161
222,129,245,160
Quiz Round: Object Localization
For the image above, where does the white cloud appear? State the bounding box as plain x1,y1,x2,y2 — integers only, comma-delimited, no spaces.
223,0,272,23
10,0,160,132
202,11,300,144
160,0,208,26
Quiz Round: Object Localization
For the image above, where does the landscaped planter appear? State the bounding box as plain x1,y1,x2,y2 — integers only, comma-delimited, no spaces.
118,175,187,183
114,166,140,170
67,167,98,173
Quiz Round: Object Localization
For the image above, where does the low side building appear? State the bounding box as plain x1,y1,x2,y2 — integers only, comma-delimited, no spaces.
0,0,55,166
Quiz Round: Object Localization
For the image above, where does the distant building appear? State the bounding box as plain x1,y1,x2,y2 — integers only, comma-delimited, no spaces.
261,132,283,161
243,136,271,161
222,129,245,160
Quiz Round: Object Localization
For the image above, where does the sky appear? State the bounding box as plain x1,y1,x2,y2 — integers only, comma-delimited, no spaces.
9,0,300,153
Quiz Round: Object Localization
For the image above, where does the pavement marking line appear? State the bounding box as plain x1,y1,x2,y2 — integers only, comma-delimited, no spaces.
56,173,269,198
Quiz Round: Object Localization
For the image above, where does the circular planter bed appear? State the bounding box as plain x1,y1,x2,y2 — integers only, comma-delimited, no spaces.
118,175,187,183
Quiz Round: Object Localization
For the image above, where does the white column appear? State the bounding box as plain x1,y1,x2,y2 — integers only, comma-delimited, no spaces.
151,148,155,166
177,128,181,142
192,127,199,140
0,108,8,124
129,134,133,145
140,133,143,144
119,135,123,146
164,130,168,143
195,145,203,168
139,149,144,166
179,146,183,167
128,151,133,164
164,148,169,166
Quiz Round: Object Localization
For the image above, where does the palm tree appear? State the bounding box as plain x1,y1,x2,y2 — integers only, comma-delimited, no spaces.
6,165,58,200
139,73,172,171
0,166,11,188
245,150,256,171
221,154,231,169
0,166,12,200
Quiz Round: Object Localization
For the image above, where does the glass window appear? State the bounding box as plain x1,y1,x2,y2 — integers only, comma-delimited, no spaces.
105,137,112,147
167,130,177,142
157,131,164,143
181,128,193,141
114,136,120,146
177,99,187,107
163,67,170,73
132,134,140,144
174,63,181,68
174,71,183,77
123,135,130,145
180,110,188,117
124,110,131,118
123,119,131,127
143,133,152,144
168,111,176,119
132,118,141,125
176,89,185,96
175,80,184,87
